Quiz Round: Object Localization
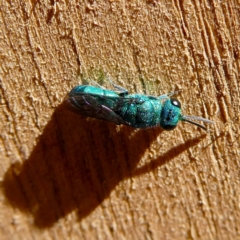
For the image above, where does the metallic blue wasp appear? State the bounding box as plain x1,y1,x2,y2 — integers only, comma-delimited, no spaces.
66,81,213,131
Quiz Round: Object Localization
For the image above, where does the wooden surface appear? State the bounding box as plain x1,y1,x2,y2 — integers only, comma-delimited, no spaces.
0,1,239,239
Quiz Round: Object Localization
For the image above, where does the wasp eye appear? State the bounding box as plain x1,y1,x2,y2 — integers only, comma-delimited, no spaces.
171,98,181,109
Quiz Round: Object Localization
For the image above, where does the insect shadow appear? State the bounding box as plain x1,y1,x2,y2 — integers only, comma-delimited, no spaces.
2,102,205,228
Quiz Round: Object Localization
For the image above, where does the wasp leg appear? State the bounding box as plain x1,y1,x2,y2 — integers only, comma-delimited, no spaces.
106,75,128,96
87,78,106,89
158,90,182,100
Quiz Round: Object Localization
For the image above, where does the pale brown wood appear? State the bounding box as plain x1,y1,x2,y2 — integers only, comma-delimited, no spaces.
0,1,239,239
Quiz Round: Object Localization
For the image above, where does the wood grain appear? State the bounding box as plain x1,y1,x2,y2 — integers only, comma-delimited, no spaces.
0,1,239,239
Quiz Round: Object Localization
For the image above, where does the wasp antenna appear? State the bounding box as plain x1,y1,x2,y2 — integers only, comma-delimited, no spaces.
181,115,214,132
181,118,208,131
183,115,214,124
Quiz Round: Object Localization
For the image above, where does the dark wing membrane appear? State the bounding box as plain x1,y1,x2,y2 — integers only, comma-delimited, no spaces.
65,93,131,126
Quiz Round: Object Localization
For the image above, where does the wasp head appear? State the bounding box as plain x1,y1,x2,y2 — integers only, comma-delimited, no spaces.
160,98,182,130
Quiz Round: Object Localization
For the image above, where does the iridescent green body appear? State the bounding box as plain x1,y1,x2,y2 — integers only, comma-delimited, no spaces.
66,84,213,131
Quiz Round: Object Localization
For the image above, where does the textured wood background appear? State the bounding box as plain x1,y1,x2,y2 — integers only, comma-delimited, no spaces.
0,1,239,239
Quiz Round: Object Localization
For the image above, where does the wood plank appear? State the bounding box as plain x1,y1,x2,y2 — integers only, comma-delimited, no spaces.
0,1,239,239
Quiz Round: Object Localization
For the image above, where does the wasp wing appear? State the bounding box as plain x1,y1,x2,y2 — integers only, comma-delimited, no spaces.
65,93,132,126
